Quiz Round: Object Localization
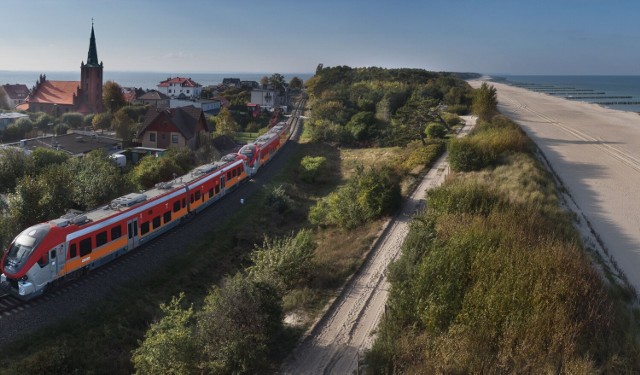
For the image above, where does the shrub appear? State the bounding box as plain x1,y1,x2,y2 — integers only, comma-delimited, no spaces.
299,156,327,183
399,140,444,173
265,184,293,215
425,122,447,139
61,112,84,128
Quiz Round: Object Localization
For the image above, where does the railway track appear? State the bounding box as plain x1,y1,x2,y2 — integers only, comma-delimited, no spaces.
0,99,306,324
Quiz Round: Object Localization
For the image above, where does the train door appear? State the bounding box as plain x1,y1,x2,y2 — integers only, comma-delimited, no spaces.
49,244,63,278
220,175,226,193
127,218,139,250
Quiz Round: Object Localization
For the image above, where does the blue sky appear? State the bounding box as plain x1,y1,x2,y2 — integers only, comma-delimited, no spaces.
1,0,639,75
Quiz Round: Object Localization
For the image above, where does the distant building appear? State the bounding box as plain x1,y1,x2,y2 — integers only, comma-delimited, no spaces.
0,112,29,131
250,88,282,109
138,105,212,151
157,77,202,99
19,23,104,115
11,131,121,156
136,90,170,109
0,84,30,108
122,87,145,103
222,78,241,87
170,98,221,115
240,81,259,89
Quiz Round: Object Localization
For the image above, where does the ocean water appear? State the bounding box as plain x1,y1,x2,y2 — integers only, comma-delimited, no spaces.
0,70,314,91
493,75,640,113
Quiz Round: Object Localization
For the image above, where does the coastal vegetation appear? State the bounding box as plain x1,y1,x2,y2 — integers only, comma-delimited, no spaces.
0,66,473,373
365,113,640,373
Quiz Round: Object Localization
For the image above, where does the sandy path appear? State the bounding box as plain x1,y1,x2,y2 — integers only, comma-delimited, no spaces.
280,117,476,375
470,80,640,291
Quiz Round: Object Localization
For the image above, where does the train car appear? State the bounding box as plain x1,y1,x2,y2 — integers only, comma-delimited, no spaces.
1,107,299,300
0,154,248,300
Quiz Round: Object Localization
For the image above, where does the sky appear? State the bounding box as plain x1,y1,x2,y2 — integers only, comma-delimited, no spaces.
1,0,639,75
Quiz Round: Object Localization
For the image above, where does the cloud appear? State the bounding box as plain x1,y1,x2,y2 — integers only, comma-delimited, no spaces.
163,51,194,59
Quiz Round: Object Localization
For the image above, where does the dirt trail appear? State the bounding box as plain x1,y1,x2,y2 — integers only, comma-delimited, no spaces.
281,116,476,375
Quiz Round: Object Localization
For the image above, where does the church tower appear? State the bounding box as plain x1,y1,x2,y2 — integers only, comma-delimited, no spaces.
79,22,104,113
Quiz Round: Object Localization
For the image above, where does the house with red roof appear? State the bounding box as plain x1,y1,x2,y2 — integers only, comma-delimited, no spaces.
138,105,212,151
20,23,104,115
0,84,30,109
157,77,202,99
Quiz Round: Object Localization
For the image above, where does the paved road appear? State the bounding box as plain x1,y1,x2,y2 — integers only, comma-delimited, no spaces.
281,116,476,375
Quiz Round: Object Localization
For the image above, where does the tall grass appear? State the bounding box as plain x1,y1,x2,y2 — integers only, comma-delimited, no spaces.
367,115,640,373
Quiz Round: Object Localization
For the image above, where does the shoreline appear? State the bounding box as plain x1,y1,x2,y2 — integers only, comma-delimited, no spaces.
469,79,640,293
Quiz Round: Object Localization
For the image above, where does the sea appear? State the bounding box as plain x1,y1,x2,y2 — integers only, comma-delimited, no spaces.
490,75,640,113
0,70,314,91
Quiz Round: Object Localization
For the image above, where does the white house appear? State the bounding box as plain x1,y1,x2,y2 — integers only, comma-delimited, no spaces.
250,88,282,109
157,77,202,99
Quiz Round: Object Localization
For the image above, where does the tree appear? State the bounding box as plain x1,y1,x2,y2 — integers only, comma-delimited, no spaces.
269,73,285,92
61,112,84,128
34,113,55,135
345,111,376,141
129,152,188,189
92,112,113,131
214,107,239,138
14,117,34,135
0,147,29,192
113,109,136,146
103,80,126,113
260,76,269,86
132,294,198,375
393,96,448,145
288,76,303,90
29,148,69,174
197,274,283,374
472,82,498,122
69,149,128,210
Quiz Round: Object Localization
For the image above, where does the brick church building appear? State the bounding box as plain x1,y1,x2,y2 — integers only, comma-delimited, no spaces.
19,23,104,115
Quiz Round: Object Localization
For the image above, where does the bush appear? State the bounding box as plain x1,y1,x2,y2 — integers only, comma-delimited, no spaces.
309,166,401,229
61,112,84,128
399,140,444,173
265,184,293,215
425,122,447,139
299,156,327,183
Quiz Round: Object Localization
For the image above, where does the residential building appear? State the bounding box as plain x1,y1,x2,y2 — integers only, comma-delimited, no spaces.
138,105,212,151
122,87,146,103
170,98,221,115
250,88,282,109
18,23,104,115
222,78,241,87
0,84,30,108
157,77,202,99
136,90,170,109
0,112,29,131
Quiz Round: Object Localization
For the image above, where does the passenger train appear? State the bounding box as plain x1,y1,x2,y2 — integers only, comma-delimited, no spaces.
1,118,294,300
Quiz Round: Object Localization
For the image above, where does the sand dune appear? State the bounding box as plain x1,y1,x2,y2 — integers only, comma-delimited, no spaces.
470,80,640,292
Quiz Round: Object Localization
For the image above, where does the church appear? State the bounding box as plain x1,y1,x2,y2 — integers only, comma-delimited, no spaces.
19,23,104,115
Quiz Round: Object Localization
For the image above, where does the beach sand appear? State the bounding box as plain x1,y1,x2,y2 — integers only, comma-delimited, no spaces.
470,80,640,292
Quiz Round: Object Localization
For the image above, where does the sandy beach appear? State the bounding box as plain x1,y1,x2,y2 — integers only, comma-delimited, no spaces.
469,80,640,292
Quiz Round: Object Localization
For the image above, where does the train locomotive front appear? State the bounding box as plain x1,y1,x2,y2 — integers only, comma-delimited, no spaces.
1,223,65,299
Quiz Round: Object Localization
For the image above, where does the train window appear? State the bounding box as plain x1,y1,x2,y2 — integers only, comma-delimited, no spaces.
227,171,231,180
173,201,181,213
232,169,237,178
96,231,108,247
152,216,161,229
195,191,201,200
79,238,92,256
215,185,220,194
163,211,171,224
140,222,150,235
111,225,122,240
190,194,194,204
182,198,186,208
238,166,243,175
37,253,49,268
208,188,214,198
69,244,77,258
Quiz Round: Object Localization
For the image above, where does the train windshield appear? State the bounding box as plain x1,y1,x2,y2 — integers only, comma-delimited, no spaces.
3,224,50,274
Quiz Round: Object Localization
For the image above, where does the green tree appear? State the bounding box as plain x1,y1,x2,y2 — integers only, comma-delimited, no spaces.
260,76,269,86
132,294,198,375
103,80,126,113
269,73,285,92
69,149,127,210
0,147,29,193
214,107,239,138
299,156,328,183
29,148,70,174
288,76,303,90
247,230,315,293
92,112,113,131
113,110,136,146
472,82,498,122
345,111,376,141
61,112,84,128
129,152,187,189
34,113,55,135
425,122,447,139
197,274,283,375
14,117,34,135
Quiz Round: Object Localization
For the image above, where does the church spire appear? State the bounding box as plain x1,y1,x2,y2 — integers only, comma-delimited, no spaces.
86,20,99,67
